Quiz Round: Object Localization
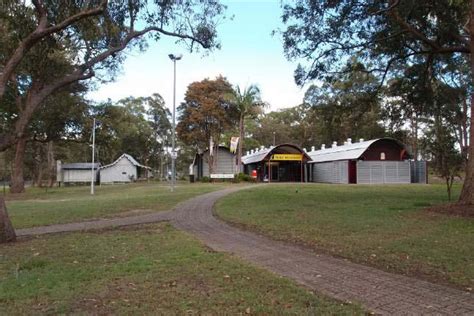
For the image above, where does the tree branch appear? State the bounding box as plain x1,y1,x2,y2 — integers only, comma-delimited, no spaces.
389,5,470,54
0,1,108,99
372,0,401,15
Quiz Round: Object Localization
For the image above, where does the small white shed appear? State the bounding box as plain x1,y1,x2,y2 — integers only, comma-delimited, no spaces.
100,153,151,183
56,161,100,184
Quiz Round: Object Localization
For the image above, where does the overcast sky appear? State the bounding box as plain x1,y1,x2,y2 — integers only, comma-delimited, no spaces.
87,0,305,113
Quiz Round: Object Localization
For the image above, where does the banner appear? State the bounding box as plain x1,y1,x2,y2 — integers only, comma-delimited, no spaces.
270,154,303,161
230,136,239,153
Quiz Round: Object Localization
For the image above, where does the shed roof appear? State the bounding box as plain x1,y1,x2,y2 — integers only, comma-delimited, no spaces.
62,163,100,170
100,153,151,170
242,144,310,165
307,138,408,163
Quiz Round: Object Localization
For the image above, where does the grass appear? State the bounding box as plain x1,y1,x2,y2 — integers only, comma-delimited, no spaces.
0,223,364,314
215,183,474,289
5,182,231,229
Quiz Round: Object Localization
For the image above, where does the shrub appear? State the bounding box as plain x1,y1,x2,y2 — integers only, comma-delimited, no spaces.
236,173,256,183
201,176,210,183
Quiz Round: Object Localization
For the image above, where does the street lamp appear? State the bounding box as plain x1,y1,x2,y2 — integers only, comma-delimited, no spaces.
169,53,182,192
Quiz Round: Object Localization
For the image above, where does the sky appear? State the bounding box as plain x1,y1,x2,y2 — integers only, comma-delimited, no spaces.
87,0,306,114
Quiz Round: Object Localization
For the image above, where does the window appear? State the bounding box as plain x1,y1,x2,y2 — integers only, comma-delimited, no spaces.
122,172,127,175
380,152,386,160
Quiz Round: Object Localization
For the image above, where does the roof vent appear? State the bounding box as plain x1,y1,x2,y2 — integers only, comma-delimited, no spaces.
250,149,254,154
303,148,307,152
332,141,337,148
260,145,265,150
343,141,347,146
311,146,315,151
321,144,326,149
246,151,249,156
359,138,364,143
347,138,352,144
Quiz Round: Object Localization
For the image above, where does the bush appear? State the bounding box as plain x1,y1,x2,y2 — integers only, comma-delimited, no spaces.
200,176,210,183
235,173,256,183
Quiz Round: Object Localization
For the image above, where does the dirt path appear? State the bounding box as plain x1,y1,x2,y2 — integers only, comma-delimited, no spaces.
16,186,473,315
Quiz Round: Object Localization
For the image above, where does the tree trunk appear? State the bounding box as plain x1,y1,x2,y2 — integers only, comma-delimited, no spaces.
237,114,244,173
47,141,55,187
458,3,474,207
10,137,26,194
0,197,16,243
457,93,474,206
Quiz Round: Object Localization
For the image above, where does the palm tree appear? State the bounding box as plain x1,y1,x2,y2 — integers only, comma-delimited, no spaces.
229,85,265,172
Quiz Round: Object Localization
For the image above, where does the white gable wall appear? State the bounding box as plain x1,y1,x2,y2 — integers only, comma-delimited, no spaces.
100,157,137,183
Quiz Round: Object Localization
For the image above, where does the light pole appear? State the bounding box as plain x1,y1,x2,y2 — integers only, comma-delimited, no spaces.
169,53,182,192
91,117,96,195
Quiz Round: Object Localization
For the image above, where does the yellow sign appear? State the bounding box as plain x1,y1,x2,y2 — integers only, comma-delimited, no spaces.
270,154,303,161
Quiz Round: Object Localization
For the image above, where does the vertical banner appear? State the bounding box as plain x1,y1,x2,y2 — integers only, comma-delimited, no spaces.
230,137,239,153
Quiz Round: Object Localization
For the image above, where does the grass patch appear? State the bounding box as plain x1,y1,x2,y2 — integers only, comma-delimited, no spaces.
6,182,230,229
0,223,364,314
216,183,474,289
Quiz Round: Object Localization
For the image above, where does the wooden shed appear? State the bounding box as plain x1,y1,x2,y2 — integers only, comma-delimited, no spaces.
307,138,426,184
190,146,237,180
100,153,151,183
56,161,100,185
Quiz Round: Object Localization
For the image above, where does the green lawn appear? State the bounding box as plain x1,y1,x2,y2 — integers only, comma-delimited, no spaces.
215,183,474,289
0,223,364,314
5,182,231,229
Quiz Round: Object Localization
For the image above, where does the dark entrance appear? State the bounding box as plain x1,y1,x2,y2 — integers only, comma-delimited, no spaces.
264,161,303,182
349,160,357,184
243,144,310,182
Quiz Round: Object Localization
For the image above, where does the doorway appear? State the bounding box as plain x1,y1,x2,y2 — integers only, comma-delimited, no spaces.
349,160,357,184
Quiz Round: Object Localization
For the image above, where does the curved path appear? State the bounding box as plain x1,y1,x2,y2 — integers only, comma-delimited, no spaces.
17,186,474,315
172,187,473,315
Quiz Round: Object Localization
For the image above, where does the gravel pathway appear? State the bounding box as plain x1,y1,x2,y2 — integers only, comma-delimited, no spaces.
16,186,474,315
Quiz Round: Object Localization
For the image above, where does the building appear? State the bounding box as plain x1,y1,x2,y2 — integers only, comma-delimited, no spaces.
190,146,237,181
307,138,426,184
239,138,427,184
56,161,100,185
241,144,311,182
100,153,152,183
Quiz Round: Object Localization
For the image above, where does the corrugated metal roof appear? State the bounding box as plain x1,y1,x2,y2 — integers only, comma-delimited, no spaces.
62,163,100,170
100,153,151,170
241,144,310,165
307,138,406,163
241,147,273,165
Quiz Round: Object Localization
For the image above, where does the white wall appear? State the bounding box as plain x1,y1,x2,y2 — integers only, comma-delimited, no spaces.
62,170,97,183
100,157,137,183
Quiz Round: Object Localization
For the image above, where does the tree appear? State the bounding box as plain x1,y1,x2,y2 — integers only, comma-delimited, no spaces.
177,76,237,174
281,0,474,209
303,61,385,146
423,116,464,201
145,94,171,178
0,0,226,242
227,85,264,172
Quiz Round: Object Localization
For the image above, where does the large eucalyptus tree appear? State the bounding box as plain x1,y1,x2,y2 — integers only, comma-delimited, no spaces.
0,0,226,242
